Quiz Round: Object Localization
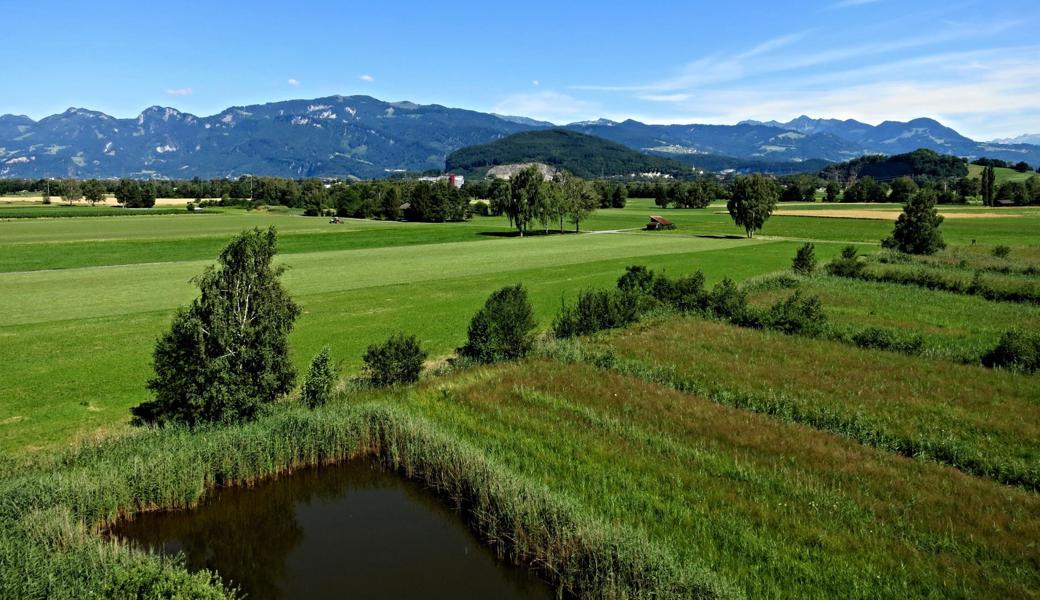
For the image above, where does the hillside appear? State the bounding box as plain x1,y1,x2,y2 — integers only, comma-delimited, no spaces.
967,164,1037,185
819,148,969,182
444,129,691,178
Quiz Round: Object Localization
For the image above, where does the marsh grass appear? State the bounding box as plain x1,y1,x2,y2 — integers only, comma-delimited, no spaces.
0,400,721,599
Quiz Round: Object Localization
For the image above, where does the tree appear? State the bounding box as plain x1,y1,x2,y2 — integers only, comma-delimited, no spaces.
458,284,536,363
565,177,598,232
302,347,336,408
82,179,106,206
1026,175,1040,205
116,178,141,207
1013,161,1031,173
503,167,542,236
61,180,82,205
653,183,669,208
981,166,996,206
792,243,816,275
378,185,402,220
955,176,980,201
363,333,428,386
726,174,779,238
611,184,628,208
132,228,301,425
996,181,1029,205
843,176,885,202
824,181,840,203
882,189,945,255
888,176,918,204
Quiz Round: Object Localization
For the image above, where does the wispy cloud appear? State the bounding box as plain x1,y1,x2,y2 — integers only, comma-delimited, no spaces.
287,78,301,86
165,87,193,97
829,0,883,9
532,79,540,86
491,91,596,123
359,74,374,82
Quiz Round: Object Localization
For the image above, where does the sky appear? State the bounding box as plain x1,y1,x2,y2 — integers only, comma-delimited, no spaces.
4,0,1039,140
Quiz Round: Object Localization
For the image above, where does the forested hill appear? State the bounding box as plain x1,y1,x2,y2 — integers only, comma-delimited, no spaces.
819,149,970,182
444,129,691,178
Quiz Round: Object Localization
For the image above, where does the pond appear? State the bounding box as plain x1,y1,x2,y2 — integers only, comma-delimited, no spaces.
110,460,553,599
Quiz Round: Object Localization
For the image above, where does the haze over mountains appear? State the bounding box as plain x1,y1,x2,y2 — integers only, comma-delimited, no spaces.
1,95,1038,179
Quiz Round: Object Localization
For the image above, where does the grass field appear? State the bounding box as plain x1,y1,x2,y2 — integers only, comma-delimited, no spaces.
968,163,1038,184
1,194,1039,598
1,204,822,452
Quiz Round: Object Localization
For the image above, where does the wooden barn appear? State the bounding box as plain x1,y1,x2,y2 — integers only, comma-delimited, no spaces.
645,215,674,230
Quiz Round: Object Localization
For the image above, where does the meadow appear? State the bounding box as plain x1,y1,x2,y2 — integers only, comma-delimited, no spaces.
1,195,1038,598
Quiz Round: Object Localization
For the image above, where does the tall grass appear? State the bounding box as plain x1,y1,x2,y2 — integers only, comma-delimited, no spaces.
0,400,723,599
543,318,1040,491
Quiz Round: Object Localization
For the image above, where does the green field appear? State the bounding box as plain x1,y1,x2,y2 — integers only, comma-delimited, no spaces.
968,163,1038,185
0,203,817,452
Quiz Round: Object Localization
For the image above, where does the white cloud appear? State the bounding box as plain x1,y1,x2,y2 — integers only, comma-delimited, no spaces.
359,74,375,82
165,87,193,97
491,91,596,124
532,79,540,86
288,78,301,86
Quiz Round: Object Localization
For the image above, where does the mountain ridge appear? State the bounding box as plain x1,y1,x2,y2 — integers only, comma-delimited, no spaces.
1,96,1037,179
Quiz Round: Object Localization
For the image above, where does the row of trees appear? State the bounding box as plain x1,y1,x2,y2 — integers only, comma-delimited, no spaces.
489,167,600,235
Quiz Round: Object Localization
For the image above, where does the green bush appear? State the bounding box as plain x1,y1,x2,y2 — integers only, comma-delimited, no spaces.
882,189,945,255
982,330,1040,373
552,289,640,338
761,291,827,336
302,347,336,408
826,245,866,277
364,333,428,386
993,245,1012,259
851,327,925,355
706,278,748,321
792,243,817,275
617,265,656,295
458,285,536,363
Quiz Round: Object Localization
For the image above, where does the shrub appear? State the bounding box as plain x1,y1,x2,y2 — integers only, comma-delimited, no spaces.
186,202,196,212
761,291,827,336
364,333,428,386
617,265,656,295
553,289,640,338
132,228,300,426
826,245,866,277
982,330,1040,373
993,245,1012,259
706,278,748,321
458,284,536,363
851,327,925,355
792,243,817,275
667,272,709,312
302,347,336,408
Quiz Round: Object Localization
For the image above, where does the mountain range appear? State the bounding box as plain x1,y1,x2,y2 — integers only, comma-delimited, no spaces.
1,96,1038,179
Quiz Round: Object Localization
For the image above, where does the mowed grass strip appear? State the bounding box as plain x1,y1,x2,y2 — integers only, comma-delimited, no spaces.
746,274,1040,361
0,235,802,453
402,360,1040,598
585,317,1040,490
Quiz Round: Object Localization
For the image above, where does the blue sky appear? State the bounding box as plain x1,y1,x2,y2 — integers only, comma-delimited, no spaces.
5,0,1039,139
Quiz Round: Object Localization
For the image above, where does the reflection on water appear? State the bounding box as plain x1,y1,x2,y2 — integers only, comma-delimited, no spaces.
110,460,552,599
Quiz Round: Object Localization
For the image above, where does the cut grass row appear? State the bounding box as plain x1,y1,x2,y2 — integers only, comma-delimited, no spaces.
3,360,1038,598
571,317,1040,490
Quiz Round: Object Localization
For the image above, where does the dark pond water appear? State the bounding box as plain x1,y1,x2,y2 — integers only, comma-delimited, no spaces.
110,461,553,599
